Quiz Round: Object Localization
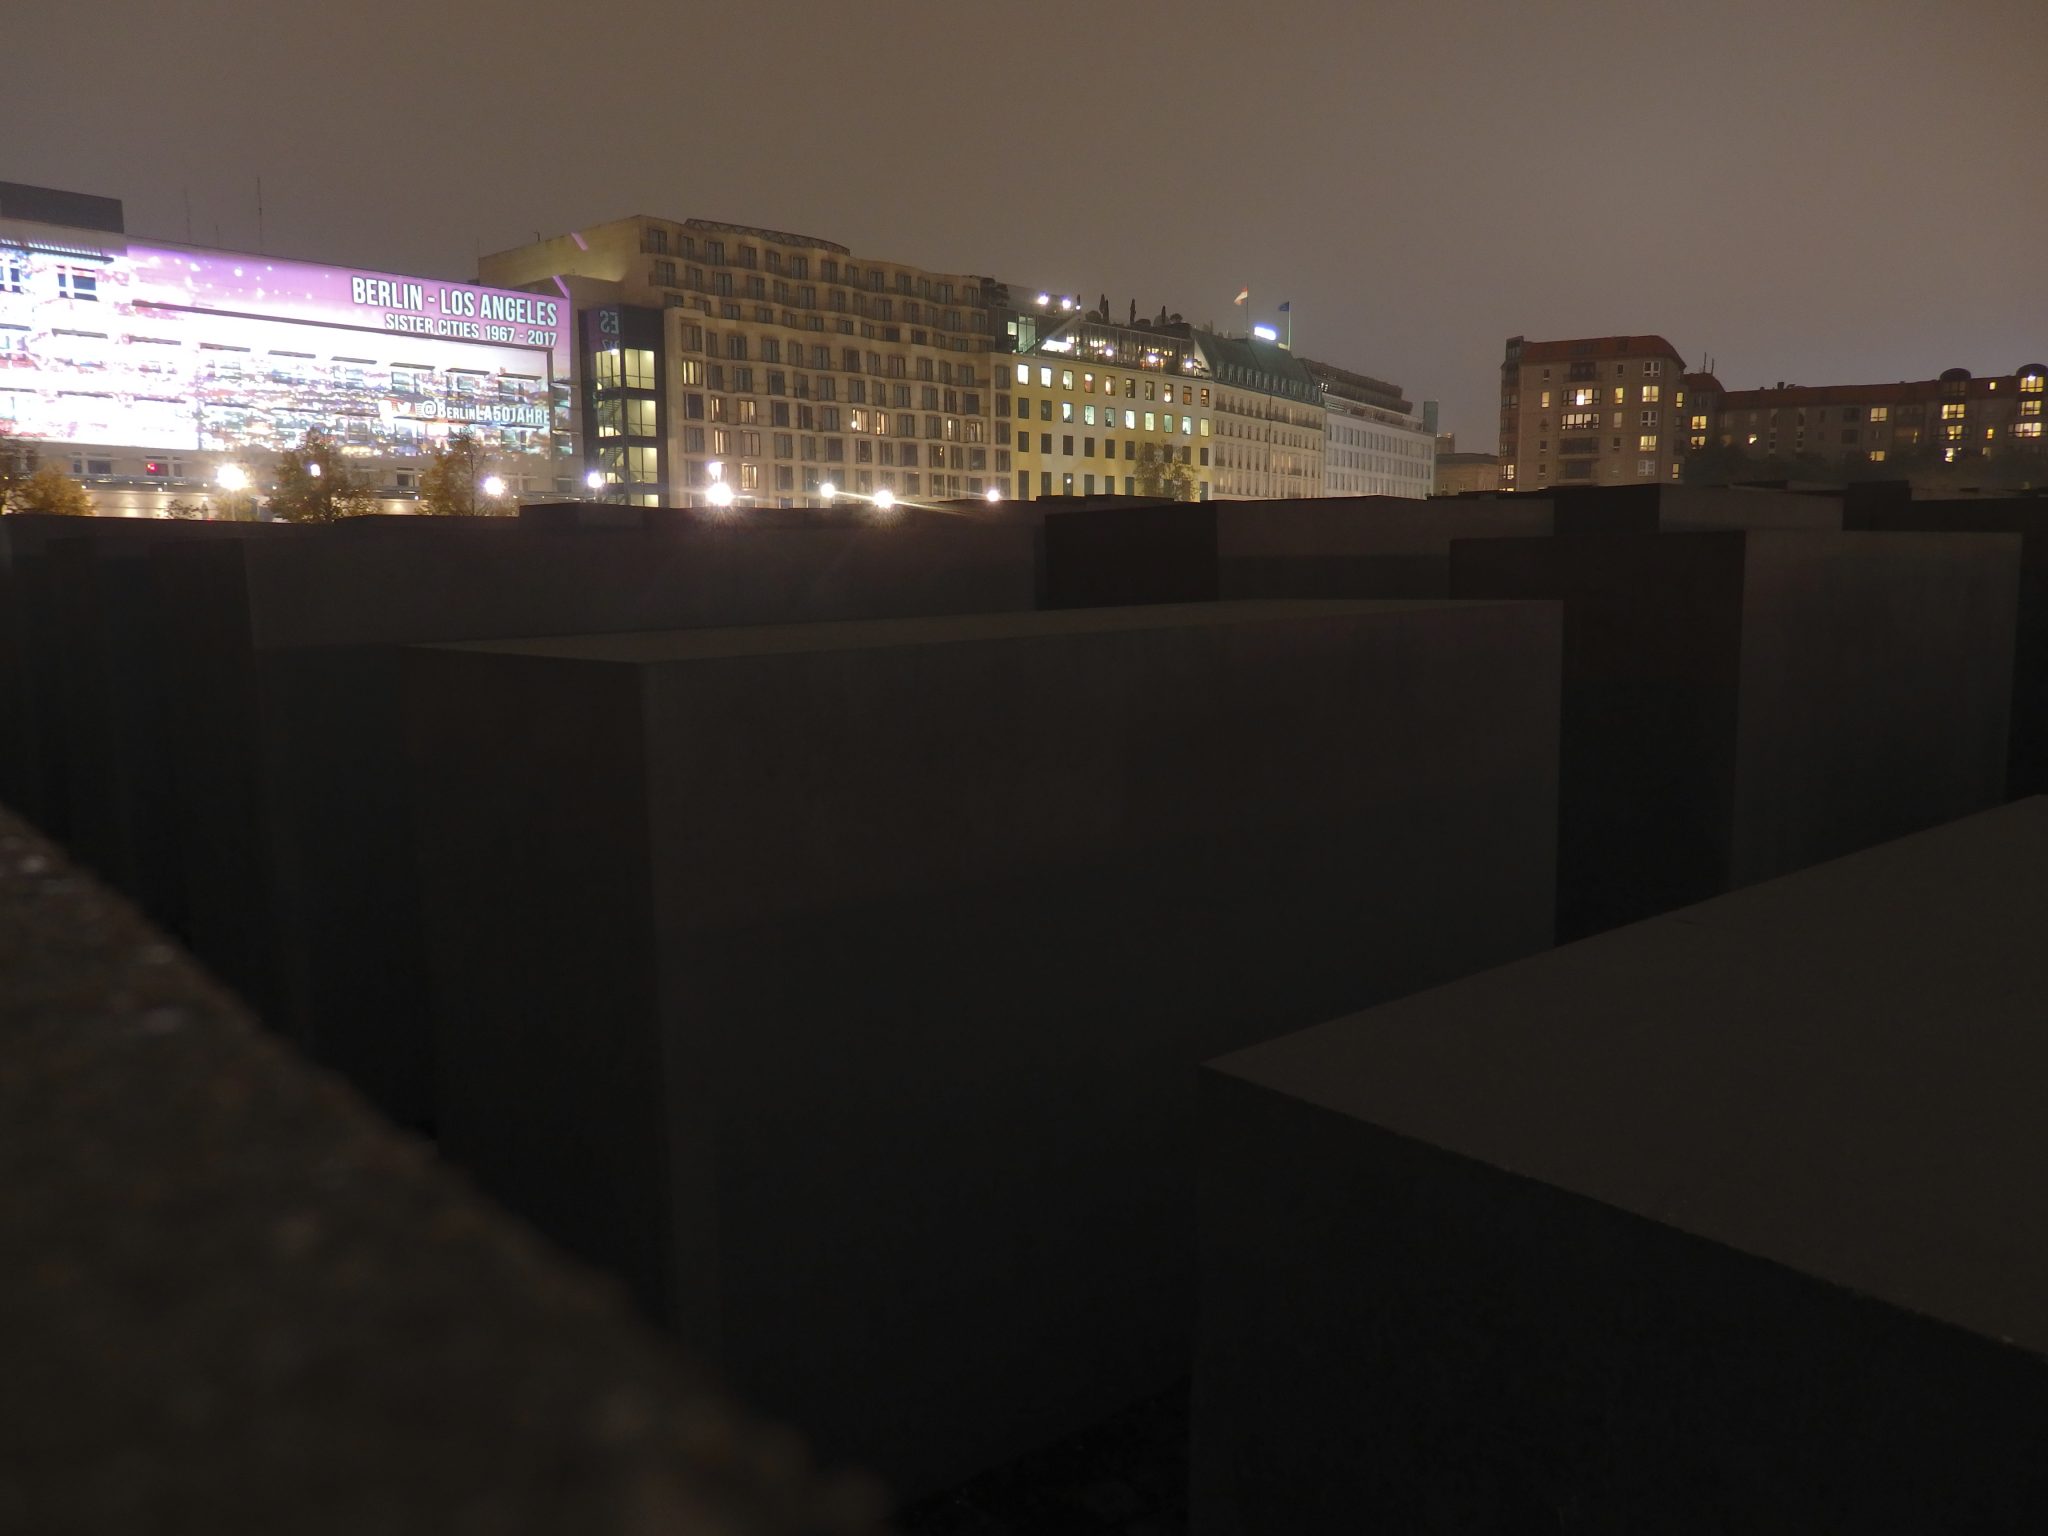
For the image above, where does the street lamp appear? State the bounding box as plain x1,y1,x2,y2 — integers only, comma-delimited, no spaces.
984,485,1003,503
818,480,837,501
705,479,735,508
584,468,606,492
872,487,896,511
481,474,508,499
215,464,250,492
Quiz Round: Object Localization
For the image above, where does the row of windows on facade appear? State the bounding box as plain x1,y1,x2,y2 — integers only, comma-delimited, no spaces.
660,294,987,353
1007,434,1202,465
638,228,979,307
1002,396,1210,437
598,436,1003,479
1011,363,1211,405
1022,471,1215,501
649,263,980,330
672,333,987,383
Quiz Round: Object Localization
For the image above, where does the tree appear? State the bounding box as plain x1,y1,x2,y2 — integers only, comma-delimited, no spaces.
1133,441,1198,502
0,424,37,507
268,430,380,523
417,433,513,517
6,463,94,516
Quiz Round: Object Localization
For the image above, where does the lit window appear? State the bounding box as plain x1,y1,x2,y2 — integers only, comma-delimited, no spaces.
1641,385,1661,404
1540,390,1551,408
1869,406,1889,421
1123,409,1136,429
2015,422,2043,438
1612,387,1627,404
1061,401,1074,422
2023,400,2042,417
1942,402,1965,420
1061,370,1074,390
1040,367,1053,387
1639,434,1658,451
1870,449,1887,461
1569,387,1597,407
1083,405,1097,426
1016,363,1029,384
2020,373,2045,395
1690,414,1708,431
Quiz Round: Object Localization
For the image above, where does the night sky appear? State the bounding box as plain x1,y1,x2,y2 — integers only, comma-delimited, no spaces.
12,0,2044,442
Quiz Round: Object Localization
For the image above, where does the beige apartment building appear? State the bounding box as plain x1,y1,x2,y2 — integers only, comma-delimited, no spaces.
479,217,1001,505
1686,364,2047,473
1497,334,1690,492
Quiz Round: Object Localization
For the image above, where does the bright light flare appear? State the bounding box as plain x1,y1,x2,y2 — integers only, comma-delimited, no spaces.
984,486,1003,503
872,487,896,510
706,480,736,507
584,469,606,491
818,480,838,500
215,464,250,492
481,475,508,498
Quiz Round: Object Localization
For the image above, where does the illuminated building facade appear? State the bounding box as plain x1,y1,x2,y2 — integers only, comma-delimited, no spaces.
0,182,571,515
1686,365,2048,471
1497,334,1688,493
994,292,1213,500
479,218,999,507
1306,358,1434,499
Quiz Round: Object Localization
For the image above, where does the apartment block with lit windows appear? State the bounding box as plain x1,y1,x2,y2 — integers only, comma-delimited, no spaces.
1686,363,2048,471
1497,334,1689,492
479,217,999,506
993,296,1216,500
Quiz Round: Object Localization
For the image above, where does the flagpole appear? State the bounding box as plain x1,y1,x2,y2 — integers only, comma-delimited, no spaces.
1285,305,1292,351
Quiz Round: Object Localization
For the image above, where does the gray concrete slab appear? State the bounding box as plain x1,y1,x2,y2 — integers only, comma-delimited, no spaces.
1848,498,2048,799
404,598,1564,1500
152,518,1038,1128
1451,528,2018,938
1194,799,2048,1534
0,806,888,1536
1042,496,1565,608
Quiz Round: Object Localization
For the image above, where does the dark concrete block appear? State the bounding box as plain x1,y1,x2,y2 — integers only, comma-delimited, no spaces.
0,516,285,836
1551,481,1846,533
1848,499,2048,799
0,807,889,1535
1451,528,2018,939
154,519,1037,1128
404,599,1563,1499
39,523,291,934
1043,496,1561,608
1193,799,2048,1535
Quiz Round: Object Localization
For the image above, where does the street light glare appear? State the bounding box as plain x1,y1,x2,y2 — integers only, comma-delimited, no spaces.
481,475,508,498
584,469,606,490
706,479,736,507
215,464,250,492
307,461,323,478
985,486,1003,503
819,480,838,500
872,487,896,510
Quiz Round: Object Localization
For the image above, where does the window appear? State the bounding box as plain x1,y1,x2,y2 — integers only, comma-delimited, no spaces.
1540,390,1551,408
1638,434,1658,451
1641,385,1661,404
1637,459,1655,476
1061,401,1074,423
1869,405,1889,422
1569,387,1598,407
1561,411,1598,430
2015,422,2044,438
653,259,676,286
1942,402,1965,420
57,267,100,302
2021,373,2046,395
622,349,656,389
1015,363,1029,384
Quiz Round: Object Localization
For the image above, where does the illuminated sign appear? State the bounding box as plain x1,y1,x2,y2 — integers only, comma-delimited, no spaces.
1251,324,1279,342
0,239,568,457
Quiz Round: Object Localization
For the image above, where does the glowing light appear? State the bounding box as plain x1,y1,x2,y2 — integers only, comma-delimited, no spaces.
215,464,250,492
818,480,838,500
706,459,724,481
872,487,896,510
306,461,323,477
984,486,1003,503
1035,293,1050,307
1252,324,1279,342
584,469,606,490
481,475,508,498
706,479,735,507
